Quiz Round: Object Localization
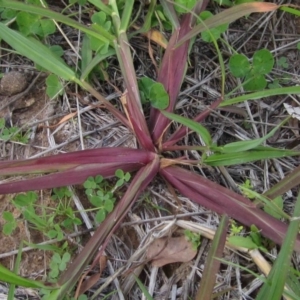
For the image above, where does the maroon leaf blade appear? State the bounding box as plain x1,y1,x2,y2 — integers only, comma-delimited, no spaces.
160,166,300,251
0,148,154,176
0,148,156,194
57,155,160,298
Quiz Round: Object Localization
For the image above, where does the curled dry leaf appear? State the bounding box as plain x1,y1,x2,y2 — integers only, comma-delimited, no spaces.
147,236,197,267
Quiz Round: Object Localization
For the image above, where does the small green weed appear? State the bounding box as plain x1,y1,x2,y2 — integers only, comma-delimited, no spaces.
228,224,267,252
199,11,228,42
229,49,274,91
229,220,244,236
0,118,29,143
49,252,71,279
138,77,169,109
184,229,201,250
83,169,131,223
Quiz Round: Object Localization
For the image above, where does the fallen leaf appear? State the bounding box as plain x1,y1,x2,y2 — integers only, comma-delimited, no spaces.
147,236,197,267
42,111,77,128
75,256,107,298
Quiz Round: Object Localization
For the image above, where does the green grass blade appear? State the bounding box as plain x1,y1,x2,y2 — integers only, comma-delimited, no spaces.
280,6,300,17
8,241,23,300
220,86,300,107
134,275,154,300
176,2,277,47
161,111,212,146
0,23,77,82
256,192,300,300
205,148,300,166
81,48,115,81
195,215,229,300
0,0,115,44
87,0,112,15
0,263,54,289
81,34,93,79
120,0,134,31
217,117,289,153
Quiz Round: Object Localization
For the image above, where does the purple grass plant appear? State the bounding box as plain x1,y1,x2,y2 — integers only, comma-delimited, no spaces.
0,0,299,298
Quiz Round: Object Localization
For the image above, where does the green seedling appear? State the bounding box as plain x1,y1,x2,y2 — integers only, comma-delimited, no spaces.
277,56,289,69
49,252,71,279
84,175,115,223
228,224,267,252
229,48,274,91
138,77,169,109
16,11,56,38
51,187,82,229
0,118,29,144
239,179,256,199
83,170,130,223
229,220,244,236
46,74,64,98
174,0,198,14
2,211,17,235
115,169,131,187
184,229,201,250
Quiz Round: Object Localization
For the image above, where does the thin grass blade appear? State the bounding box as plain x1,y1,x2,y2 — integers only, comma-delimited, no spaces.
0,0,115,43
221,86,300,107
204,148,300,166
264,166,300,200
161,111,212,146
256,192,300,299
0,22,77,82
163,97,223,149
195,215,229,300
176,3,278,47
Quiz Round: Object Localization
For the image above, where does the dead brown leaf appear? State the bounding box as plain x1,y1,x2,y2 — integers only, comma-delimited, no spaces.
147,236,197,267
75,256,107,298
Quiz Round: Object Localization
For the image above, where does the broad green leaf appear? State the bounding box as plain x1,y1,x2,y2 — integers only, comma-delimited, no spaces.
31,19,56,37
200,11,228,42
244,74,267,91
263,196,283,220
228,236,258,249
149,84,169,109
162,111,212,146
115,169,124,178
3,211,14,222
229,54,251,77
95,210,106,223
0,23,78,82
104,199,114,212
16,11,39,36
3,223,15,235
46,74,64,98
138,77,169,109
252,49,274,75
205,148,300,166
